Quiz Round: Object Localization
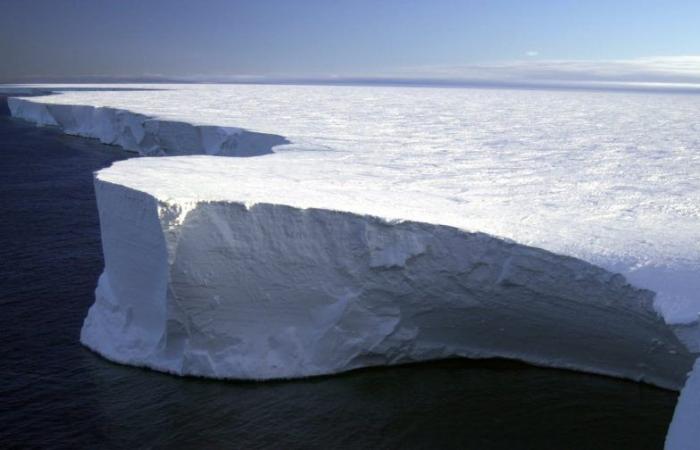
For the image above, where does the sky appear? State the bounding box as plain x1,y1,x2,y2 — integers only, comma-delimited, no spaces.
1,0,700,84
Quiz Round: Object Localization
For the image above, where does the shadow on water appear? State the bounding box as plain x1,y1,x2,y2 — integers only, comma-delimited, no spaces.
0,113,678,449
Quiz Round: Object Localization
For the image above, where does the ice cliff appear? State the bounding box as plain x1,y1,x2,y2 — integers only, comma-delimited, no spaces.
83,156,696,391
7,97,288,156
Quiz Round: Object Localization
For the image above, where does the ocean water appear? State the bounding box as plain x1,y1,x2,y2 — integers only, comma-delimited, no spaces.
0,105,680,449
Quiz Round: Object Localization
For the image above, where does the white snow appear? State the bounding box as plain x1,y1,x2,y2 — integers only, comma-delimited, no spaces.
5,83,700,440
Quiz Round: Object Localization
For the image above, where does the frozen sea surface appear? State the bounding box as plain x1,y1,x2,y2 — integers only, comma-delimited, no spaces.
13,83,700,328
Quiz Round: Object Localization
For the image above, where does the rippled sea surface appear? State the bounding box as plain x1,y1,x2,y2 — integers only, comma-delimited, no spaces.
0,108,678,449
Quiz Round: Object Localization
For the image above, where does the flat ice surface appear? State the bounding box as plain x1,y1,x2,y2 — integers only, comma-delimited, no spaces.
13,83,700,329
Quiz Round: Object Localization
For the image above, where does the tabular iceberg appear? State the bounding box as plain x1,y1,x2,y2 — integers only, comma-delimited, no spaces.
83,156,695,389
5,85,700,447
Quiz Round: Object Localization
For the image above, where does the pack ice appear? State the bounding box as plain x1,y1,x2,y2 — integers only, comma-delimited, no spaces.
5,85,700,445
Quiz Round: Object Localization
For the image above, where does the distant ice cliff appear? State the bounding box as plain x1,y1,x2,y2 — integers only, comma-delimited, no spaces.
8,96,288,157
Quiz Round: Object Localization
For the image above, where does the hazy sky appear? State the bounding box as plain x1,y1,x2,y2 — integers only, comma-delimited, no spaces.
1,0,700,83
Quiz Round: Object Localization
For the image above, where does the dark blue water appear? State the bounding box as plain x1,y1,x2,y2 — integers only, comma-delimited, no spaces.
0,109,678,449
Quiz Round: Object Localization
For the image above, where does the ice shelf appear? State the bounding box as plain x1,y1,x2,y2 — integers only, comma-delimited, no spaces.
6,85,700,447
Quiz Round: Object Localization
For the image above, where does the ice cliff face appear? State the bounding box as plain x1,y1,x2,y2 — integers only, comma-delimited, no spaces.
82,158,695,389
7,97,288,156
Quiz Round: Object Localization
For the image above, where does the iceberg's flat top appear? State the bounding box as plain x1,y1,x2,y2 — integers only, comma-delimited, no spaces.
10,83,700,327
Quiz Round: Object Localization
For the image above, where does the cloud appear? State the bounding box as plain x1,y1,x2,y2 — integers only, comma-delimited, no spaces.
389,56,700,85
525,51,539,57
37,55,700,94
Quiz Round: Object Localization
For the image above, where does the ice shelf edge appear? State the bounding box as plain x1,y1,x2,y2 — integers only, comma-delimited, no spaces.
8,96,289,157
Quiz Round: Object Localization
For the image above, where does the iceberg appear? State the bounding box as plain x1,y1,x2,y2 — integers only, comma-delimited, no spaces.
5,84,700,446
82,156,695,388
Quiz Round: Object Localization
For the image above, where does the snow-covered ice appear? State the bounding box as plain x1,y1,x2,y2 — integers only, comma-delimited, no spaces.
5,84,700,442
